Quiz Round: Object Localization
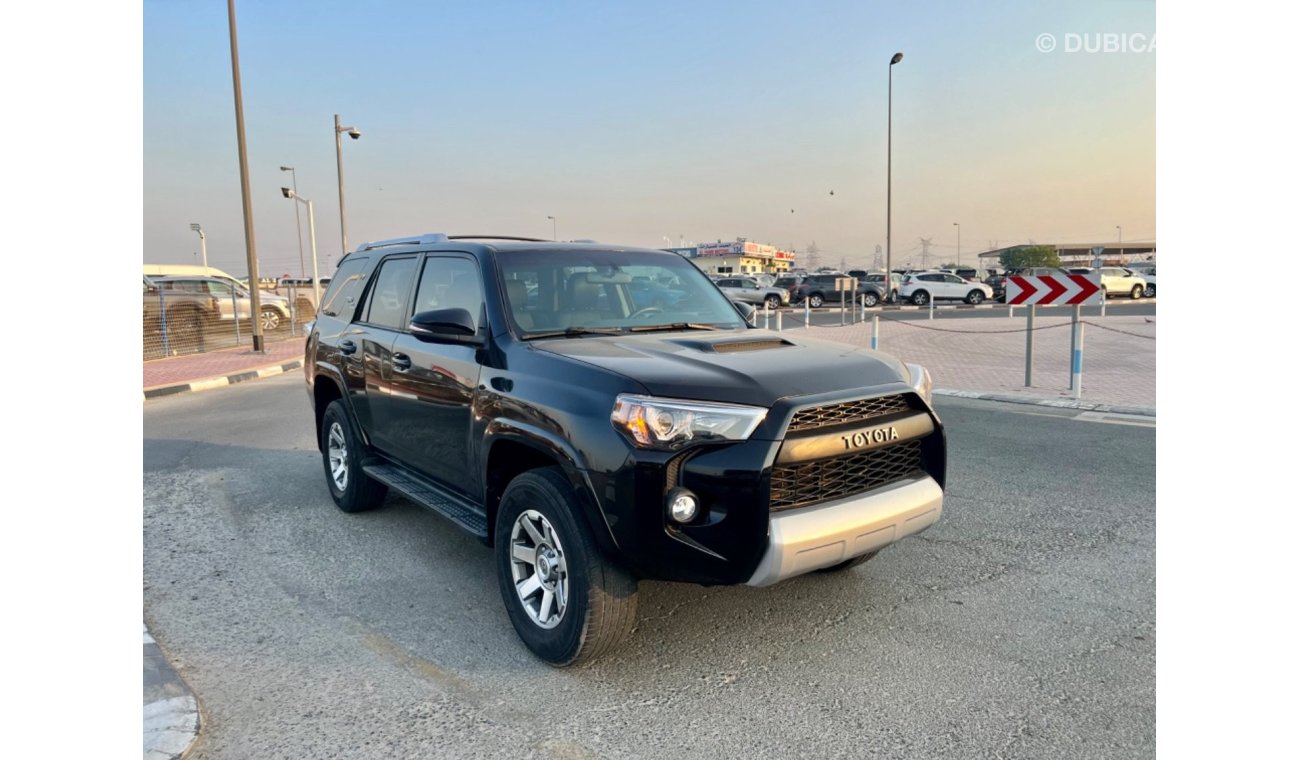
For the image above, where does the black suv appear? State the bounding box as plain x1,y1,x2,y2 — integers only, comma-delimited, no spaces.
792,273,886,308
305,235,946,665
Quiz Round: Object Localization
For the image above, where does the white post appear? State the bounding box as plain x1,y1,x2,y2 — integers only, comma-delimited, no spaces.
1071,304,1085,398
804,299,810,329
1024,304,1036,386
871,315,879,350
307,200,321,309
776,309,782,332
764,303,770,330
929,295,934,320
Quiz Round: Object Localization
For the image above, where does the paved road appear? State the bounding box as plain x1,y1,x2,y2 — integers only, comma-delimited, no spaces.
144,375,1154,759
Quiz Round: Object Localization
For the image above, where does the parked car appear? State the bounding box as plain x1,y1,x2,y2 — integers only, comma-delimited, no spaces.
274,276,333,316
899,271,995,305
774,274,803,300
715,276,791,310
153,276,293,331
863,272,904,304
628,276,688,310
792,273,885,308
1096,267,1148,299
305,235,946,665
1125,264,1156,297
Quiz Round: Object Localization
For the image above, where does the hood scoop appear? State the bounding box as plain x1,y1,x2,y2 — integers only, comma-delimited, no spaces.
708,338,794,353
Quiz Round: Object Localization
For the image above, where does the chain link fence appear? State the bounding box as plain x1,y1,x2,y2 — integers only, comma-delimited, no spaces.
143,283,319,361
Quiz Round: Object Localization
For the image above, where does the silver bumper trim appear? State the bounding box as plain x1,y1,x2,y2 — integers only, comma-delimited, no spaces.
746,475,943,587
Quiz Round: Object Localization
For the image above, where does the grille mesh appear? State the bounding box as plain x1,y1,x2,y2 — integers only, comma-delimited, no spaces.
769,440,923,512
787,394,911,432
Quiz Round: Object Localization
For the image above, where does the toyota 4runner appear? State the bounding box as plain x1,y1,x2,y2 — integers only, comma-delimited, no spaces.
305,235,946,665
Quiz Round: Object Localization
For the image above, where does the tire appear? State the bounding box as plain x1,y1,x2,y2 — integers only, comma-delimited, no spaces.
862,291,879,308
911,290,930,306
965,290,985,305
808,293,824,308
320,400,388,513
1130,285,1143,299
260,306,282,332
817,550,880,573
1144,284,1155,298
764,294,782,310
496,467,638,666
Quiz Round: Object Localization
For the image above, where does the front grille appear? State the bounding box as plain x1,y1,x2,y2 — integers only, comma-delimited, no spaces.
787,393,911,432
769,440,923,512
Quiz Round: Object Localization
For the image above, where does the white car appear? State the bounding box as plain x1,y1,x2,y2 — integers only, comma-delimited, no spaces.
1126,264,1156,297
1096,267,1147,299
899,271,994,306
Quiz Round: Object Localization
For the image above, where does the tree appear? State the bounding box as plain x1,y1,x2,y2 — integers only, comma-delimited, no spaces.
999,245,1060,270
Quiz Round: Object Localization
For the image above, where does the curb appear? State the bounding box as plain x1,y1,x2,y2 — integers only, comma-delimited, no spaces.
934,388,1155,417
144,360,302,400
144,623,200,760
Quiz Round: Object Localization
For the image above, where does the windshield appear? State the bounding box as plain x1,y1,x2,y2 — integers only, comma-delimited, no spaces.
496,248,747,336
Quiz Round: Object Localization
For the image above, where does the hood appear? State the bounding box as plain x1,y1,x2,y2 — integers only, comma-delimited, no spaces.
533,330,910,408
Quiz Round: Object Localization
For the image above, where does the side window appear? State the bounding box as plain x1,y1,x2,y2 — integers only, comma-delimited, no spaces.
946,274,964,284
362,256,418,329
412,257,484,332
319,256,371,319
206,281,234,296
920,274,942,282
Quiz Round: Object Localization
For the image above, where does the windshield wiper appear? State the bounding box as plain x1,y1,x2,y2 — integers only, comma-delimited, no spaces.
627,322,724,333
521,326,627,340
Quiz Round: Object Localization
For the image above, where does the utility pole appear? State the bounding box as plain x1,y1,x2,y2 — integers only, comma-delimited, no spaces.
919,237,933,269
226,0,263,352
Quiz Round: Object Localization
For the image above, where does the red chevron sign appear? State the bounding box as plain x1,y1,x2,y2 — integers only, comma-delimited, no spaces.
1005,273,1102,306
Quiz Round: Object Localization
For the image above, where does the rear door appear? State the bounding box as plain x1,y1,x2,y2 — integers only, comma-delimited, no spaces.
353,255,420,451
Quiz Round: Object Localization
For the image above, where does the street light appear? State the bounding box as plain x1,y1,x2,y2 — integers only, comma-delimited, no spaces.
547,215,557,241
190,223,207,268
281,187,322,308
334,114,361,257
953,222,961,269
886,51,903,302
280,166,306,278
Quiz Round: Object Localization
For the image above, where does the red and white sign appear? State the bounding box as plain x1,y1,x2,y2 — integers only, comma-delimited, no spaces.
1006,273,1102,306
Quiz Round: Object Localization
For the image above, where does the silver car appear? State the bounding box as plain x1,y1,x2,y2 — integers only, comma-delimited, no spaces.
714,276,791,310
153,276,293,331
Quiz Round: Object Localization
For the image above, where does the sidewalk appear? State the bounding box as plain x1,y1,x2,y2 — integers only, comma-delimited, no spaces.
143,338,305,399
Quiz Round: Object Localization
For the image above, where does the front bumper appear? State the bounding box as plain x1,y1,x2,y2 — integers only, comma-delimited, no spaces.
746,474,943,586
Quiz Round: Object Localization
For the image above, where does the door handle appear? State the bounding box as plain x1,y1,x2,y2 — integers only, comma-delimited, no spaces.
393,353,412,371
339,339,357,355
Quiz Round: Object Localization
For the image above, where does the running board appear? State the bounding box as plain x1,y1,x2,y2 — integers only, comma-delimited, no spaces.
361,461,489,541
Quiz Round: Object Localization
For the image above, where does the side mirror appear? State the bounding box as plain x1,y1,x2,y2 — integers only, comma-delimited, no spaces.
732,300,756,322
410,308,478,342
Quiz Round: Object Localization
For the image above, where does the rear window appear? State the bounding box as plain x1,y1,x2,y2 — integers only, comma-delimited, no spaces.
319,256,370,319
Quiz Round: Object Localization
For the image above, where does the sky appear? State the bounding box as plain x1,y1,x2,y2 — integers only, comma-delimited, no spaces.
144,0,1155,277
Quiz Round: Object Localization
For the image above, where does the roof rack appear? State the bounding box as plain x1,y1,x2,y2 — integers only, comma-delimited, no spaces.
357,233,448,251
446,235,549,243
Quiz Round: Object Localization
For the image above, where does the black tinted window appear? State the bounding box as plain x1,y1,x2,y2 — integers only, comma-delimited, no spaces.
362,257,418,329
412,257,484,332
319,256,370,319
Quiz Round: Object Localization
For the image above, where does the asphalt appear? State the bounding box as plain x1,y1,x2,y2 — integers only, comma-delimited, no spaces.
141,304,1155,756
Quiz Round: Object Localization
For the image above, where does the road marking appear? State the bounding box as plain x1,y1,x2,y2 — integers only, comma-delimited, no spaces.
1074,411,1156,427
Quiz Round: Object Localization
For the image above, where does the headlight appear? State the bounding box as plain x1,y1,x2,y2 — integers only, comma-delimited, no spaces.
611,394,767,450
906,363,933,406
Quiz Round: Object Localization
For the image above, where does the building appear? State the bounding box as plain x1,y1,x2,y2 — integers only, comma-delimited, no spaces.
680,240,796,275
975,241,1156,270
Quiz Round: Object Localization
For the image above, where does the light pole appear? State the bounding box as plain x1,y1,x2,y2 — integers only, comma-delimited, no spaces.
282,188,322,307
226,0,263,351
547,215,557,241
190,223,207,268
280,166,306,278
1116,225,1123,264
886,51,903,302
334,114,361,257
952,222,961,269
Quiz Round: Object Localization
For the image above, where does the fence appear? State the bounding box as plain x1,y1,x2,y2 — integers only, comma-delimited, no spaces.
143,283,318,361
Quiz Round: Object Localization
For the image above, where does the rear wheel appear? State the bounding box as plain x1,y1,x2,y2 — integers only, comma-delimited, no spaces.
861,291,879,308
320,401,387,513
911,290,930,306
965,290,985,305
1130,285,1143,299
1144,284,1155,298
808,293,824,308
496,468,638,666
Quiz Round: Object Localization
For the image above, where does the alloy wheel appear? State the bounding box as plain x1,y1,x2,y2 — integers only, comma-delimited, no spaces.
509,509,569,629
326,422,349,492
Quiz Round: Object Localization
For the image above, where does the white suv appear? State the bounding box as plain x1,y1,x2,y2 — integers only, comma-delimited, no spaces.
900,271,994,306
1096,267,1148,299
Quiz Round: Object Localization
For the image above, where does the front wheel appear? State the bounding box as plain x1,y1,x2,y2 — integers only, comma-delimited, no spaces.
496,468,638,666
861,291,879,308
911,291,930,306
1130,285,1144,299
765,294,782,310
260,306,282,332
965,290,985,305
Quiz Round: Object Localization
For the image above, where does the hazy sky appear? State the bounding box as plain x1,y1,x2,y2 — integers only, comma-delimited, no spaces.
144,0,1154,276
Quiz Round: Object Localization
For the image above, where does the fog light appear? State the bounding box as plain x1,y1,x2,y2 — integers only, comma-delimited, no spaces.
667,489,699,523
